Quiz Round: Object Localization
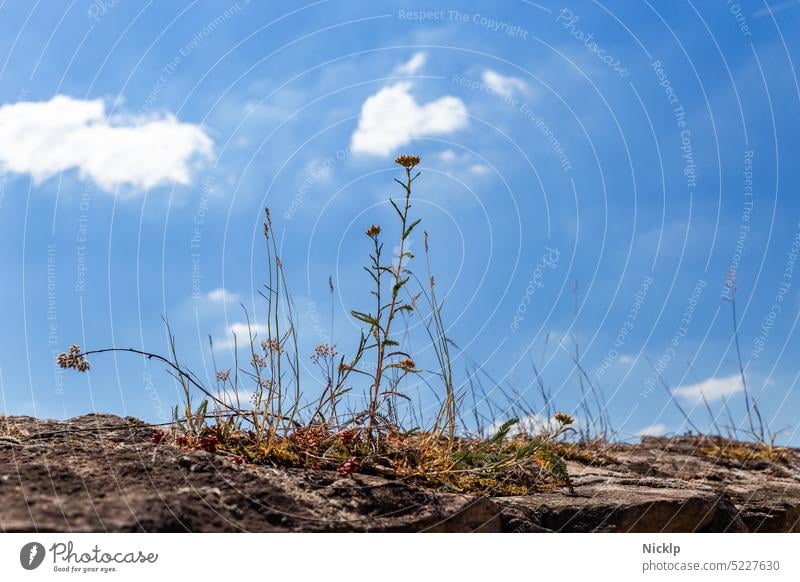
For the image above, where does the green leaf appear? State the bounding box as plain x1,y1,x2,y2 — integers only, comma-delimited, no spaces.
383,339,400,347
392,277,409,296
491,418,519,444
195,399,208,419
389,198,404,220
350,344,366,367
380,390,412,402
403,218,421,240
351,310,380,328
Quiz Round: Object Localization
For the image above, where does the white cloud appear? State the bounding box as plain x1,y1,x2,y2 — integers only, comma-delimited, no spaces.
514,414,550,435
303,157,334,183
753,0,797,18
228,321,266,337
207,288,240,304
393,52,427,75
350,82,468,156
436,149,457,162
618,354,635,365
673,374,743,404
215,322,268,350
634,423,667,437
0,95,213,191
481,69,528,99
214,388,256,408
488,414,551,438
468,163,490,176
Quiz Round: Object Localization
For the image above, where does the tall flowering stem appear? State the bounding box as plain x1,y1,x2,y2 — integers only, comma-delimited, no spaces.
353,155,421,442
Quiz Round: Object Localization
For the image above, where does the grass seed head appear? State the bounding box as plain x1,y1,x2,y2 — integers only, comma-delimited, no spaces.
398,357,417,371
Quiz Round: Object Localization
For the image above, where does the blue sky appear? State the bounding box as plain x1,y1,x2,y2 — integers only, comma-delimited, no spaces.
1,1,799,443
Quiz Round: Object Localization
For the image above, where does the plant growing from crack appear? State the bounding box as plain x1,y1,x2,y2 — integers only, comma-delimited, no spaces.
352,155,427,442
56,154,573,497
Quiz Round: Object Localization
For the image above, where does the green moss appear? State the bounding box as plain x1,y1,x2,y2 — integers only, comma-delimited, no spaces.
165,424,574,497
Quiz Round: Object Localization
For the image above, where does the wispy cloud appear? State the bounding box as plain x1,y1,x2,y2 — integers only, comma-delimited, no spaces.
488,414,553,438
753,0,798,18
468,163,490,176
436,149,458,162
673,374,743,403
206,288,240,304
350,82,468,156
481,69,528,99
0,95,213,191
432,149,491,180
393,51,427,75
634,423,667,437
214,388,256,408
214,322,267,351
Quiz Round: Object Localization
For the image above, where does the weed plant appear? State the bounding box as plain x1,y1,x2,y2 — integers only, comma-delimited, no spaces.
58,156,575,496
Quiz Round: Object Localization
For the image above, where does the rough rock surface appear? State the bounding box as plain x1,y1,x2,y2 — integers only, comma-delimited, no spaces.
1,414,798,532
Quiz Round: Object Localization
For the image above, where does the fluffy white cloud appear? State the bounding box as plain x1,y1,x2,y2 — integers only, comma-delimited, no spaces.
207,288,240,304
673,374,743,403
481,69,528,99
634,423,667,437
0,95,213,191
393,52,427,75
350,82,468,156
